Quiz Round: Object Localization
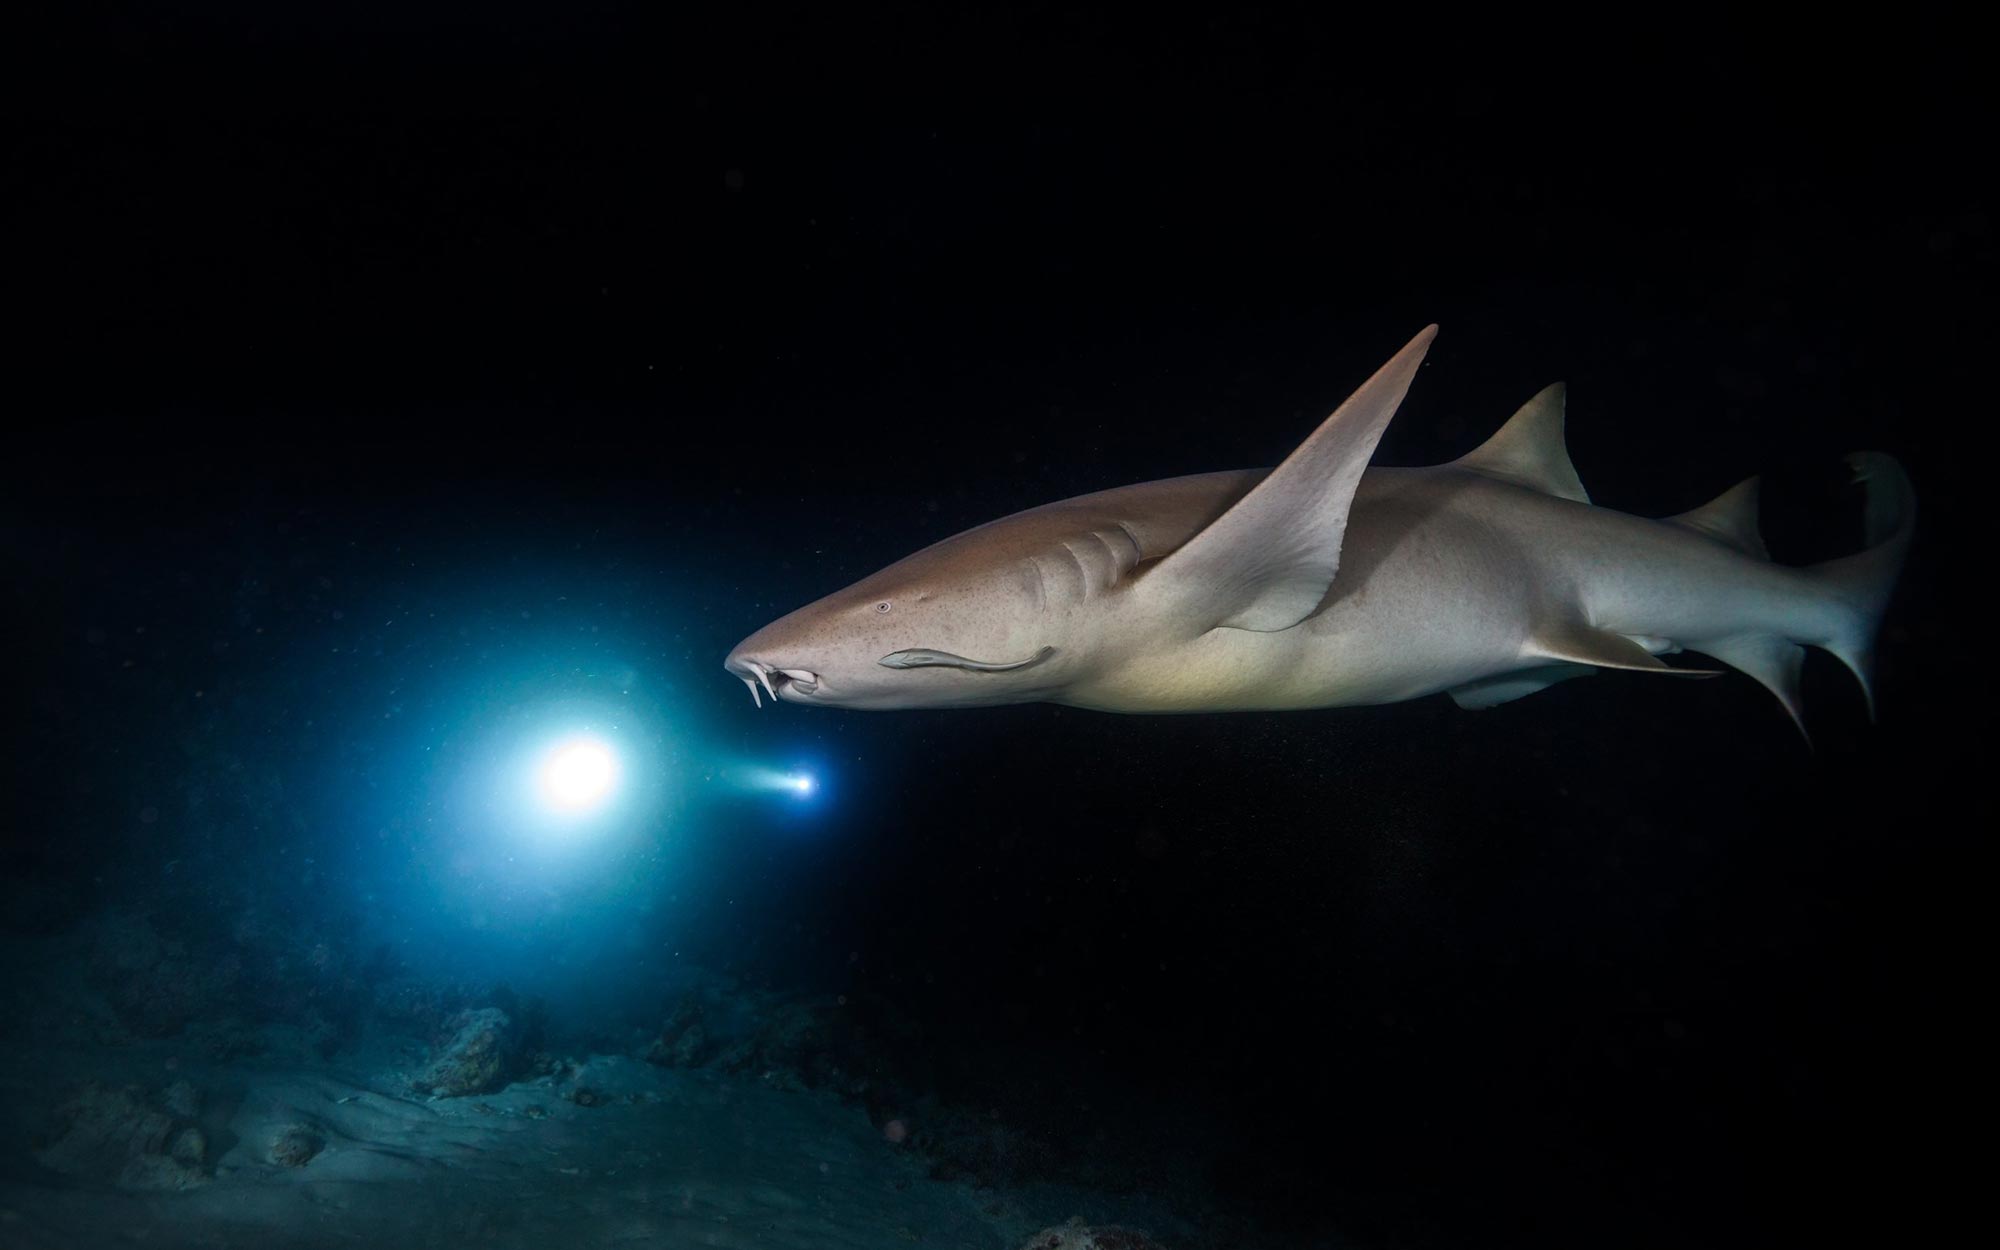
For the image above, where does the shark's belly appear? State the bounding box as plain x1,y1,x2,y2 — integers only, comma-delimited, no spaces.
1060,611,1531,713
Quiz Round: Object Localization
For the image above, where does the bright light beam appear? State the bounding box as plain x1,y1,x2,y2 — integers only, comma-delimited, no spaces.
536,737,621,814
731,764,822,800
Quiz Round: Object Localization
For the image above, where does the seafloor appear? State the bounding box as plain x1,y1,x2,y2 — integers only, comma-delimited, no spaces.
0,911,1193,1250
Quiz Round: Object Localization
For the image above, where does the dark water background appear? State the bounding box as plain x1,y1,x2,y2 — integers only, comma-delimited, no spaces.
6,7,1988,1247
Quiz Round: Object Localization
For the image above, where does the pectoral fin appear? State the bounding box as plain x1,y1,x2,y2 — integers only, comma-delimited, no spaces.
1448,663,1596,709
1139,325,1437,634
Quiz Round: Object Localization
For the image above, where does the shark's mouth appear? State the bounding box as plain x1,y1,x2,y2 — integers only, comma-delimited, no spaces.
728,647,1055,707
733,660,819,707
877,645,1056,673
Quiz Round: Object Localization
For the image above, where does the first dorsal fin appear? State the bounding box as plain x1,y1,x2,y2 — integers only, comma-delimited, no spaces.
1452,382,1590,504
1668,476,1768,560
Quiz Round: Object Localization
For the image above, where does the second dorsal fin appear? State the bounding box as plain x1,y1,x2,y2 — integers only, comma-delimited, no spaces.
1668,476,1768,559
1452,382,1590,504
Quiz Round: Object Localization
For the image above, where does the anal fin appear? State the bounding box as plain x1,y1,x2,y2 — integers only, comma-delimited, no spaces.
1696,635,1809,741
1526,622,1722,676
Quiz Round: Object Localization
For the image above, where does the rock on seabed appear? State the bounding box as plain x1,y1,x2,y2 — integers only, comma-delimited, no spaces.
412,1007,515,1098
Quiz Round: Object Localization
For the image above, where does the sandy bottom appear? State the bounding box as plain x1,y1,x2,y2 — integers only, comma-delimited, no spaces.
0,1039,1186,1250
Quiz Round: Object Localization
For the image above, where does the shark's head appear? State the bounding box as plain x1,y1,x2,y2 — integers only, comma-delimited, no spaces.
725,524,1078,710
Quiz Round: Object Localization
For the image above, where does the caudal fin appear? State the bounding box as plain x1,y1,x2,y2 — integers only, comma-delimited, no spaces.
1807,452,1917,721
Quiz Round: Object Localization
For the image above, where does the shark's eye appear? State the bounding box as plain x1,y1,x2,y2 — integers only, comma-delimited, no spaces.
874,601,892,613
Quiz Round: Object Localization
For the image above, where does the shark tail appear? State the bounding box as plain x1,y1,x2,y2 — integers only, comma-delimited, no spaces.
1693,453,1913,738
1803,452,1917,722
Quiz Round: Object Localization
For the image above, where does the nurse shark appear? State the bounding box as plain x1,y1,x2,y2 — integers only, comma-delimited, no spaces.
726,326,1913,737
